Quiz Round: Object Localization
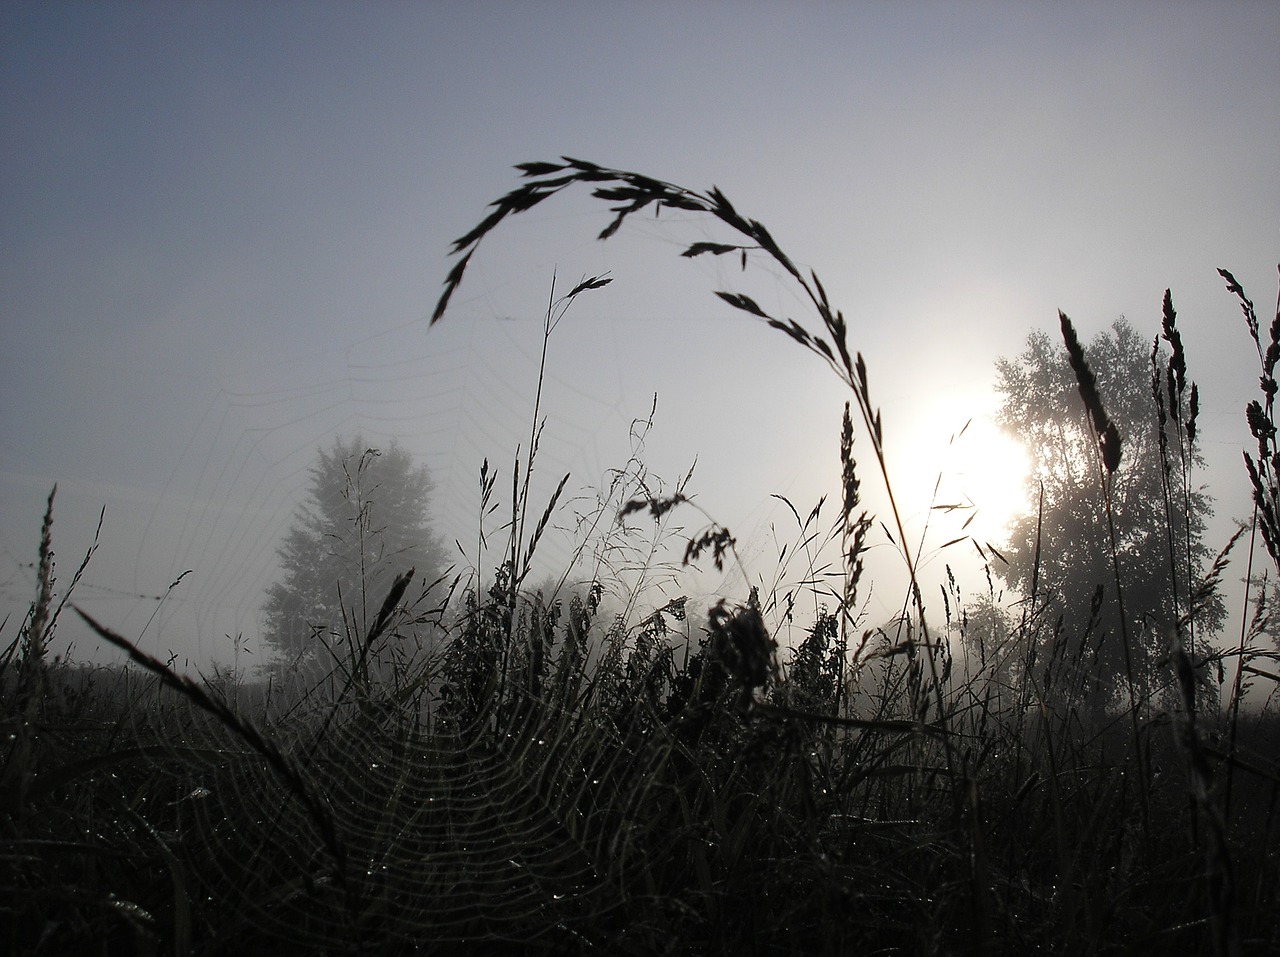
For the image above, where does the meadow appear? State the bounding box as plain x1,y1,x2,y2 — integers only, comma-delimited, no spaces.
3,160,1278,956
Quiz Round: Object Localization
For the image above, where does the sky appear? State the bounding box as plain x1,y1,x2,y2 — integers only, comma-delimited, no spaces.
2,1,1277,670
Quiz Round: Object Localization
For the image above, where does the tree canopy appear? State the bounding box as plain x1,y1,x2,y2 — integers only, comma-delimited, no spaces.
262,436,446,664
994,318,1222,708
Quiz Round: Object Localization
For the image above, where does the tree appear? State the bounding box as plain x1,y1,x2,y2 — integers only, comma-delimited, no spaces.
955,593,1019,705
993,318,1223,713
262,436,446,664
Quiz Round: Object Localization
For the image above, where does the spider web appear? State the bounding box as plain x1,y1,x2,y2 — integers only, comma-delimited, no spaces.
99,584,705,952
4,210,854,952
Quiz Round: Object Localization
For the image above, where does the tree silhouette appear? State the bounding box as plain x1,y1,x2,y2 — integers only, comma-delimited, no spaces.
262,436,445,664
994,318,1223,714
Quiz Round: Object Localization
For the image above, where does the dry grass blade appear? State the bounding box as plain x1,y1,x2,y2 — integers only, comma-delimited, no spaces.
365,566,415,648
432,159,951,771
520,472,570,586
1170,632,1240,957
74,607,356,919
1060,311,1122,473
27,488,56,663
4,488,57,813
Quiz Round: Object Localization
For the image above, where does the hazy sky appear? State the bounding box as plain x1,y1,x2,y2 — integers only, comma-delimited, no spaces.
2,1,1277,668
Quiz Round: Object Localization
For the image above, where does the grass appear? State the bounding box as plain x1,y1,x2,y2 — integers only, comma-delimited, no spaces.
3,162,1279,955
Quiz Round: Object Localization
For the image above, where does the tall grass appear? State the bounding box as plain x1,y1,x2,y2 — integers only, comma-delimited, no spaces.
2,162,1278,956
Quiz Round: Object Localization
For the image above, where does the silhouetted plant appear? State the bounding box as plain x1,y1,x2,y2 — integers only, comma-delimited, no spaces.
8,155,1279,955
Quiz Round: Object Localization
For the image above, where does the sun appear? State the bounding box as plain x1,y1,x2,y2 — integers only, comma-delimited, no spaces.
936,415,1030,542
898,405,1031,548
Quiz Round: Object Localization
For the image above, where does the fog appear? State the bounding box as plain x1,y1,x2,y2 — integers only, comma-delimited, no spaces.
2,1,1277,670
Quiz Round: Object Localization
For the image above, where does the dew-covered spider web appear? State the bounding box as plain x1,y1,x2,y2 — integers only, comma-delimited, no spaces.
81,583,770,953
4,201,896,953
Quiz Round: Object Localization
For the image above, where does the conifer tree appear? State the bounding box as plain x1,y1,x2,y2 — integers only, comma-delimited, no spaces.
263,436,444,663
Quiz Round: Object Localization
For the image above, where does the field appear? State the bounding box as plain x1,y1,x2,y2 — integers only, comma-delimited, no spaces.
4,161,1279,956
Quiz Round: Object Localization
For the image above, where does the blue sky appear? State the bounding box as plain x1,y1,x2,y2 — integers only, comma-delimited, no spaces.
2,1,1277,667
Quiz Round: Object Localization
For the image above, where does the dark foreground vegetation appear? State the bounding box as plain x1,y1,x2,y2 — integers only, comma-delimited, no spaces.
4,161,1279,955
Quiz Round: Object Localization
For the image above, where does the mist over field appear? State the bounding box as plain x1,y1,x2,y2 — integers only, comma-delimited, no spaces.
3,3,1279,955
2,1,1275,670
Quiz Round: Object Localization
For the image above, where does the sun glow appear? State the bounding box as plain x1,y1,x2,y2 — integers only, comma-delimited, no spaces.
946,417,1030,541
913,410,1031,547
